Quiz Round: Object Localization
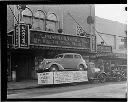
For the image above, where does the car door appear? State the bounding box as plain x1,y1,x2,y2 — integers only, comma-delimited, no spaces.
74,54,82,68
62,54,74,69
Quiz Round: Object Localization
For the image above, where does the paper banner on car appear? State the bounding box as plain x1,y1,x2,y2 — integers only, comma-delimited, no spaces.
37,72,53,84
54,71,88,84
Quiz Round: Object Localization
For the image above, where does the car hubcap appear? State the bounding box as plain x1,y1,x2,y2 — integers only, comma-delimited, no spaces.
79,68,83,71
51,67,57,71
79,65,84,71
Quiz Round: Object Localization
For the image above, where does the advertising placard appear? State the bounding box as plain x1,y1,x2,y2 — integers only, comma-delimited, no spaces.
54,71,88,84
37,72,53,84
37,71,88,85
54,71,73,84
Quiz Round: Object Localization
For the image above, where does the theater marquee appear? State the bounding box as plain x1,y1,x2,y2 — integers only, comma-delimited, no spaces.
30,30,91,50
10,23,96,52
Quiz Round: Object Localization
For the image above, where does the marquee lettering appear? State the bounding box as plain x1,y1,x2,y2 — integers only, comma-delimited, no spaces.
30,30,91,49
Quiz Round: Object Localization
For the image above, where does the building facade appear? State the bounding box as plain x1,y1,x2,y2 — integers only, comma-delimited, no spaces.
94,16,127,73
7,5,96,81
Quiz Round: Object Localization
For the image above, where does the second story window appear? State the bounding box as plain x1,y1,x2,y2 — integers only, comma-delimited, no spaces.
33,10,45,30
46,13,58,32
22,8,32,25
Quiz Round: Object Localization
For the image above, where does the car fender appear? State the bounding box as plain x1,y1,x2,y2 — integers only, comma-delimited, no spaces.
47,62,64,70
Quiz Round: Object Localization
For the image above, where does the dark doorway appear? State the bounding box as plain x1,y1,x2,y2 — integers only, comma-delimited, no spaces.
14,54,31,81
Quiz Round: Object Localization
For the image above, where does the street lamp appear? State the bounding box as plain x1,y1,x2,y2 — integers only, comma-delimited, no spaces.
16,5,33,29
16,5,27,22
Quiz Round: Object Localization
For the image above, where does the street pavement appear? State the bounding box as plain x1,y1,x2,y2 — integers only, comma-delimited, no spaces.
34,82,126,98
7,81,126,98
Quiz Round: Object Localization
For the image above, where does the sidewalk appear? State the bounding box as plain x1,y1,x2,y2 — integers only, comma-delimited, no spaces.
7,80,41,90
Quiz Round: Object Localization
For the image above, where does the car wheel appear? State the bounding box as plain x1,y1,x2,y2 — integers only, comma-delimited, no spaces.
116,74,122,82
78,64,85,71
98,73,106,83
49,65,58,72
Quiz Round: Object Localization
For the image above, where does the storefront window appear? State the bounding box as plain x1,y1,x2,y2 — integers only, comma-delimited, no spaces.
33,10,45,30
22,9,32,25
46,13,58,32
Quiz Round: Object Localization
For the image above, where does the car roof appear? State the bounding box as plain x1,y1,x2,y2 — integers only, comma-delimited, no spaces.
58,53,81,55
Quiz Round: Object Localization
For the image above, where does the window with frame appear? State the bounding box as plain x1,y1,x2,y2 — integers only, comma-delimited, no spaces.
22,8,32,25
33,10,45,30
64,54,73,58
46,13,58,32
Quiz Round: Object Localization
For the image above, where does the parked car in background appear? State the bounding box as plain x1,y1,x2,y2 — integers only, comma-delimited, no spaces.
37,53,88,72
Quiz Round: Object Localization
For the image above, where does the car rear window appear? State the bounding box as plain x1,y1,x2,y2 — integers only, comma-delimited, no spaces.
74,55,81,59
64,54,73,58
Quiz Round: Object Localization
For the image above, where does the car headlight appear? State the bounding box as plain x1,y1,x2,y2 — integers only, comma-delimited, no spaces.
45,61,52,65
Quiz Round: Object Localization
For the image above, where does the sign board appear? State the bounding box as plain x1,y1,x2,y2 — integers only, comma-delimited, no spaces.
37,72,53,84
115,53,127,59
97,45,112,53
30,30,90,50
37,71,88,85
54,71,88,84
19,24,29,48
91,35,96,52
14,23,29,49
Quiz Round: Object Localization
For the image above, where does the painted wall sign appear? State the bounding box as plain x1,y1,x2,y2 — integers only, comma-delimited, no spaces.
30,30,90,50
37,71,88,85
19,24,29,48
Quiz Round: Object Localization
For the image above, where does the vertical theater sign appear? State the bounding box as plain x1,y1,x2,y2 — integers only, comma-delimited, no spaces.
14,23,29,49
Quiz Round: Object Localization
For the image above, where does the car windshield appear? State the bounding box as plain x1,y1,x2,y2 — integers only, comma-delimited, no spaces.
55,54,63,58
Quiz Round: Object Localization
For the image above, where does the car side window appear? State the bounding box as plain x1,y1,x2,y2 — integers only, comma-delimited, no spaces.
55,54,63,58
64,54,73,58
74,55,81,59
